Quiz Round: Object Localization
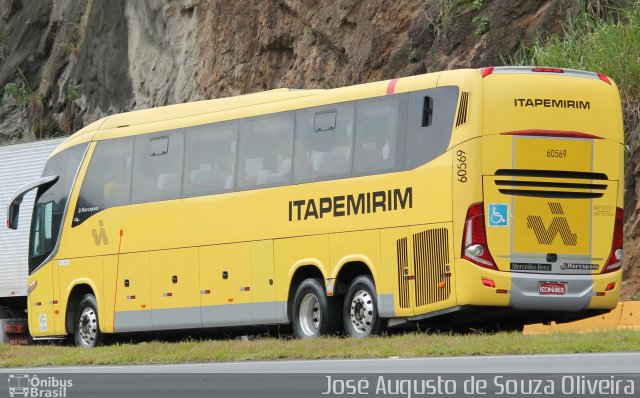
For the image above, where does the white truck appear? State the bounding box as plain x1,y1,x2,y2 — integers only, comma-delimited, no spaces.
0,138,65,344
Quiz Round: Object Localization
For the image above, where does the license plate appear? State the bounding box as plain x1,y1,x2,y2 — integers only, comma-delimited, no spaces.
9,337,29,345
538,282,567,295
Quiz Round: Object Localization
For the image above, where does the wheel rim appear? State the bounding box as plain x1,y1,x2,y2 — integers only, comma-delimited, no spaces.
78,307,98,346
299,293,321,336
349,289,374,335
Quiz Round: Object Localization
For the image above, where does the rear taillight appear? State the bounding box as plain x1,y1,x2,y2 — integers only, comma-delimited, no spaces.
462,202,498,270
602,207,623,273
4,323,26,334
532,67,564,73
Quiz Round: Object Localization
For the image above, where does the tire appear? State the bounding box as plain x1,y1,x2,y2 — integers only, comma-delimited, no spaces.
343,275,385,338
74,294,103,348
292,278,341,338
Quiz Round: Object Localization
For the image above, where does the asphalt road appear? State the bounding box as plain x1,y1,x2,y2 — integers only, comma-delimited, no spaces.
2,352,639,373
2,353,639,397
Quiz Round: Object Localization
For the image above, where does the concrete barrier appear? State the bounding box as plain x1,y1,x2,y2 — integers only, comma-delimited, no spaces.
523,301,640,334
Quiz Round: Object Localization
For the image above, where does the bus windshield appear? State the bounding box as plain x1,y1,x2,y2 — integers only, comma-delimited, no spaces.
29,143,87,273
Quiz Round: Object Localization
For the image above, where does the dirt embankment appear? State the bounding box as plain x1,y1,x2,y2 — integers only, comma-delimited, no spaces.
1,0,637,297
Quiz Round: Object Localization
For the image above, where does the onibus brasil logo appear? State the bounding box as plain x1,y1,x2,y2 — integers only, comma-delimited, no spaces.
8,374,73,397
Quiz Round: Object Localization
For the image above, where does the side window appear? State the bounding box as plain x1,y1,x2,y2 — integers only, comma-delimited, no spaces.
353,95,408,175
132,130,184,203
32,197,53,257
293,103,355,182
183,122,238,196
404,86,459,170
237,113,294,189
73,138,133,226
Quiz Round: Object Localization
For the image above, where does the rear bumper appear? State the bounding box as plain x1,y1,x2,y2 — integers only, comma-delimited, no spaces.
509,271,617,311
455,259,621,311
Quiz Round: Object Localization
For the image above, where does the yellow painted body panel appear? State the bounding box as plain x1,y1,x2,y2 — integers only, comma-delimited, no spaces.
455,259,511,307
56,257,104,335
27,263,56,337
275,235,330,299
115,252,151,312
27,67,624,337
150,248,200,309
249,240,277,305
199,243,253,306
330,229,381,291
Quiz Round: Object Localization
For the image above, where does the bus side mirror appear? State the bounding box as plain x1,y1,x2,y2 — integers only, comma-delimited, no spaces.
6,175,59,230
7,200,21,230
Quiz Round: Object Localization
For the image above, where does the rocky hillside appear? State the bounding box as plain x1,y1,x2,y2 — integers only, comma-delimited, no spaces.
1,0,637,297
0,0,577,139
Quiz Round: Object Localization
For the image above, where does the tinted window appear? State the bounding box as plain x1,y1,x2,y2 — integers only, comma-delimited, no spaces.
132,130,184,203
353,95,407,175
29,143,87,272
404,86,459,170
237,113,294,189
183,122,238,196
294,103,355,182
73,138,133,226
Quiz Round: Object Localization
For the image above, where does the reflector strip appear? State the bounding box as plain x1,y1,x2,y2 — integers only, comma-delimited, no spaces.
482,278,495,288
501,130,602,139
386,78,399,95
532,67,564,73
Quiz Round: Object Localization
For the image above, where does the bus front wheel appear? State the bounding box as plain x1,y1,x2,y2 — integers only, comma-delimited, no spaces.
343,275,384,338
74,294,103,348
292,278,340,338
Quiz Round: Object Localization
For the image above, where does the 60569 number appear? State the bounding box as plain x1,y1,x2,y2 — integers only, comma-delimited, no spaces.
456,150,467,183
547,149,567,158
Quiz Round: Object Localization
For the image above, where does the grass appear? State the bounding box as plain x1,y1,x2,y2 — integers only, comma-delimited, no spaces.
1,330,639,368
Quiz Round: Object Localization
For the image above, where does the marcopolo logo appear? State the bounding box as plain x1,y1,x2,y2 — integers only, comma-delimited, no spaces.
8,374,73,397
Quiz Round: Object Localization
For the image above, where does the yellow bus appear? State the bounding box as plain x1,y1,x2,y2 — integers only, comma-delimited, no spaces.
7,66,624,347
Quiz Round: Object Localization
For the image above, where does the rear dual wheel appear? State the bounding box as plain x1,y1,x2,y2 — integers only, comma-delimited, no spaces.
292,278,341,338
343,275,385,338
292,275,385,338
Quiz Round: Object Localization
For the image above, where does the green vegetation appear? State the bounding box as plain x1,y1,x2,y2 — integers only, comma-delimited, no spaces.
472,0,487,11
1,330,639,368
1,68,44,140
61,0,93,58
510,1,640,148
66,79,82,103
472,16,491,35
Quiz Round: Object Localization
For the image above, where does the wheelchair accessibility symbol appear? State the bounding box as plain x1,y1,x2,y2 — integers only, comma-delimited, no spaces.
488,203,509,227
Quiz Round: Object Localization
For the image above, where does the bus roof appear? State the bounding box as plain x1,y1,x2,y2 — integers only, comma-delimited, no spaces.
52,69,477,155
